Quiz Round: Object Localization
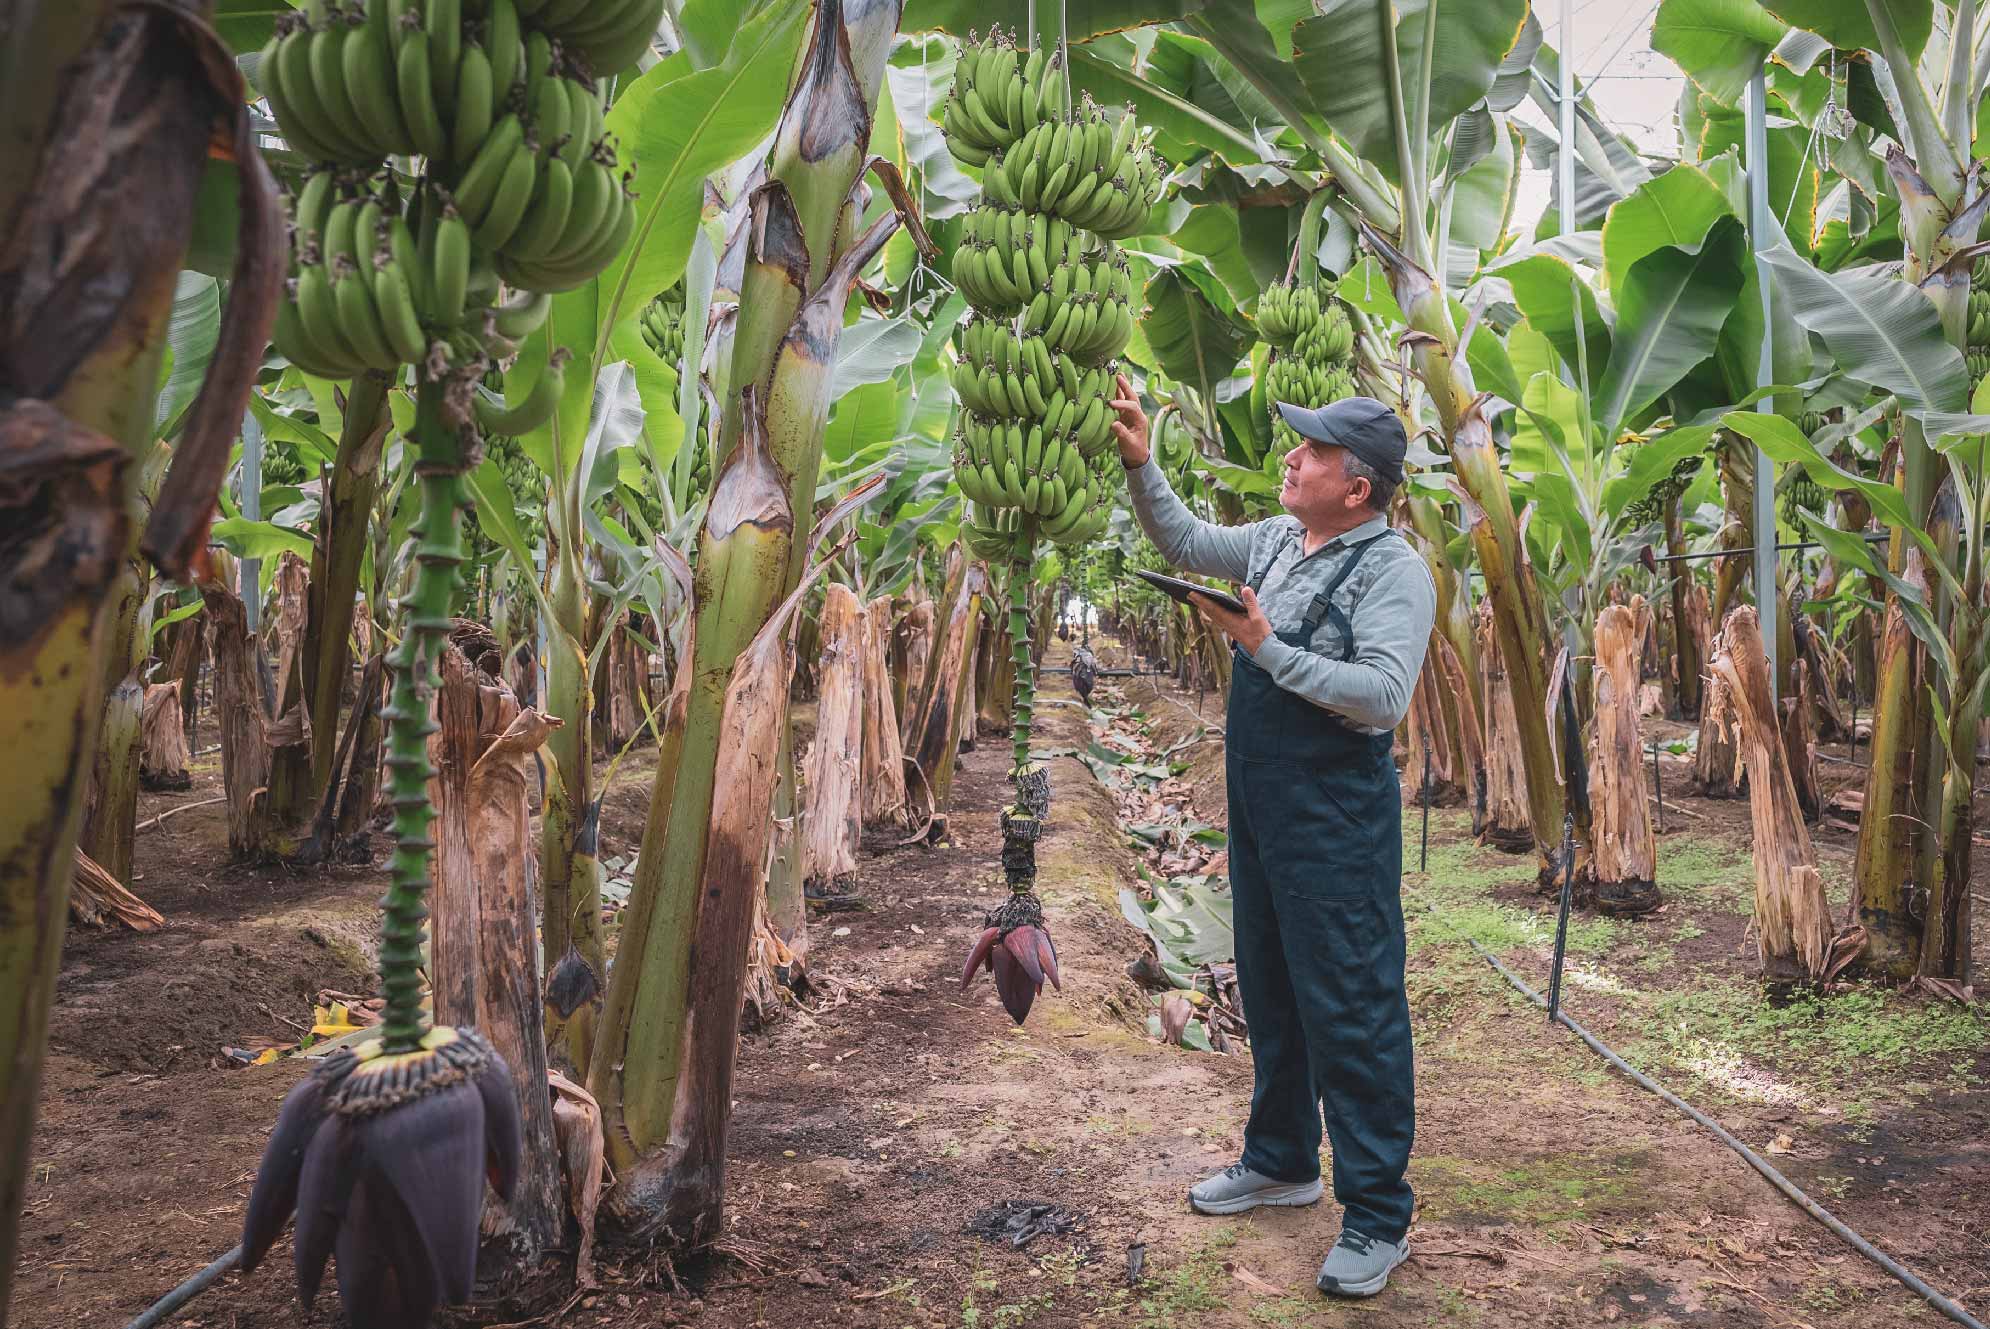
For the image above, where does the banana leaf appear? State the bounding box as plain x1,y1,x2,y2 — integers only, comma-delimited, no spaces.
1293,0,1529,185
1652,0,1790,107
1756,242,1968,413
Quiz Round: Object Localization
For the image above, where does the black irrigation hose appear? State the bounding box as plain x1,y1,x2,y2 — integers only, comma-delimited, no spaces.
1430,906,1986,1329
124,1244,240,1329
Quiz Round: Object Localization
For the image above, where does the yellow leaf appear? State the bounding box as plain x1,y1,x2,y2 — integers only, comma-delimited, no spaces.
253,1047,281,1066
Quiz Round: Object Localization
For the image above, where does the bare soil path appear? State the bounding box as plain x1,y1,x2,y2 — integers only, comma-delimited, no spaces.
15,638,1987,1329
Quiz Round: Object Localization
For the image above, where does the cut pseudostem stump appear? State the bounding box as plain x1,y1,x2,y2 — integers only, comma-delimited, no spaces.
1476,600,1532,852
802,583,865,896
1587,602,1659,916
1712,606,1832,986
860,592,910,827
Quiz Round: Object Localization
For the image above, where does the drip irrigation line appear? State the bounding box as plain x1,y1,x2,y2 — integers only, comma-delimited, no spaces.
124,1244,241,1329
1647,531,1891,566
136,794,228,834
1423,901,1986,1329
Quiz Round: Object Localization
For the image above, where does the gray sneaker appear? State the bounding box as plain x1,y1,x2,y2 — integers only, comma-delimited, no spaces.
1316,1228,1409,1297
1186,1163,1324,1215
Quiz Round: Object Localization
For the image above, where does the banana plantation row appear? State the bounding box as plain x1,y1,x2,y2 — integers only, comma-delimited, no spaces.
4,0,1983,1324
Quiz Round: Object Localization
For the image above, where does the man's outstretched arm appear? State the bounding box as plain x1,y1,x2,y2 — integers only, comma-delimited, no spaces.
1112,373,1255,582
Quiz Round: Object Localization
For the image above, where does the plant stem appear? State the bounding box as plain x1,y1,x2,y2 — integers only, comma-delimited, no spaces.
377,381,468,1053
1009,531,1037,777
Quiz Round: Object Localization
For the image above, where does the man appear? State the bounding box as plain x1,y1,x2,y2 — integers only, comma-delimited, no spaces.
1110,375,1435,1298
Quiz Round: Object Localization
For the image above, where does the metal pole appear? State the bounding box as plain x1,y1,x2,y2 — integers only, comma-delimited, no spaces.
239,407,263,634
1746,61,1778,702
1651,737,1663,834
1547,813,1576,1023
1420,748,1431,873
1558,0,1576,237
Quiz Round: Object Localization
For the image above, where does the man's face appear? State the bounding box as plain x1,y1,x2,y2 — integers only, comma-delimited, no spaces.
1280,439,1367,523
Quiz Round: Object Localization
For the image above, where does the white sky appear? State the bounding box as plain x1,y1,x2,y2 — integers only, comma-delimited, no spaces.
1510,1,1682,230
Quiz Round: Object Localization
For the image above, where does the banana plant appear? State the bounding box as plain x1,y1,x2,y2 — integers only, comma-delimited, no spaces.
452,0,811,1068
1679,0,1982,984
1474,163,1756,664
0,1,282,1316
585,0,912,1241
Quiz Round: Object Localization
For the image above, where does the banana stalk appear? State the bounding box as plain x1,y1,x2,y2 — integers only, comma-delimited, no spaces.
586,0,905,1240
297,374,392,828
1662,493,1702,718
1,2,281,1315
539,548,604,1066
377,384,472,1051
1849,136,1983,980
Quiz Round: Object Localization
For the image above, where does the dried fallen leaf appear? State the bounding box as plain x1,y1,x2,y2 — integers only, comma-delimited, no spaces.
1227,1264,1283,1296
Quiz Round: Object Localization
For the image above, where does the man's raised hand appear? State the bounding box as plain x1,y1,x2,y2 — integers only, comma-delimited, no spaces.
1110,371,1150,467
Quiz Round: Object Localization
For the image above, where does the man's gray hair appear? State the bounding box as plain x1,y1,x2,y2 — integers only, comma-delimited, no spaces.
1340,448,1398,512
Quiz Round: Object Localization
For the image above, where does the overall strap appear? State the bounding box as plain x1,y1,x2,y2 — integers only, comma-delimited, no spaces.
1245,521,1297,595
1299,531,1391,661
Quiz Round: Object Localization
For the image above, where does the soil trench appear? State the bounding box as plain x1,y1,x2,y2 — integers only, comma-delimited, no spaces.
16,636,1987,1328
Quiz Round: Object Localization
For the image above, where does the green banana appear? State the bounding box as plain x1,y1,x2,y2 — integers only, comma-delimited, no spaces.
426,0,461,113
452,113,526,223
332,258,400,369
396,29,450,161
345,1,415,155
473,137,540,249
370,252,431,363
508,156,575,258
451,42,496,164
477,349,570,435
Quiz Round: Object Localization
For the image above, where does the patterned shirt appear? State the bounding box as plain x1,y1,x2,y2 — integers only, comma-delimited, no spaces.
1125,457,1436,735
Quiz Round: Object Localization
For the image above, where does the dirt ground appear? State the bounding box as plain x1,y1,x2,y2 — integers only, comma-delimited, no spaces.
15,635,1990,1328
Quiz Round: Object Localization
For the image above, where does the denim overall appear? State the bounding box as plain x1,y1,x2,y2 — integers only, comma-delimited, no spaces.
1226,531,1416,1243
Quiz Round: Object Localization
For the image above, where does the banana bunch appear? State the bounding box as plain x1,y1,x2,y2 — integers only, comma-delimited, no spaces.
515,0,664,77
1779,468,1829,523
640,287,686,364
1252,278,1359,462
977,102,1163,242
952,317,1118,457
459,53,635,291
941,30,1066,165
951,206,1078,314
1799,410,1827,437
945,41,1164,554
1972,349,1990,383
1265,358,1355,416
1020,252,1134,365
1291,302,1352,362
1255,279,1325,350
1969,286,1990,348
276,175,552,376
260,0,527,167
1619,447,1704,527
953,412,1114,539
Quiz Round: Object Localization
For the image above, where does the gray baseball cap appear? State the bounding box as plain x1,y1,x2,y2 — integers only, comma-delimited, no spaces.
1275,397,1408,483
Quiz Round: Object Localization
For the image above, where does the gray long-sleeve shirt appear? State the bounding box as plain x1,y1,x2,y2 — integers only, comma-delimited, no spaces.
1125,458,1436,734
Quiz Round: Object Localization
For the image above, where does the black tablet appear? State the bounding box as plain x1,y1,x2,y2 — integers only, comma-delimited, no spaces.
1134,569,1247,614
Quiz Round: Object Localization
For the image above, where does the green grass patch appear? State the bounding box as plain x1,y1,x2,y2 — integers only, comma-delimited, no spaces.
1629,978,1990,1084
1652,834,1753,912
1135,1236,1236,1329
1412,1151,1638,1227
